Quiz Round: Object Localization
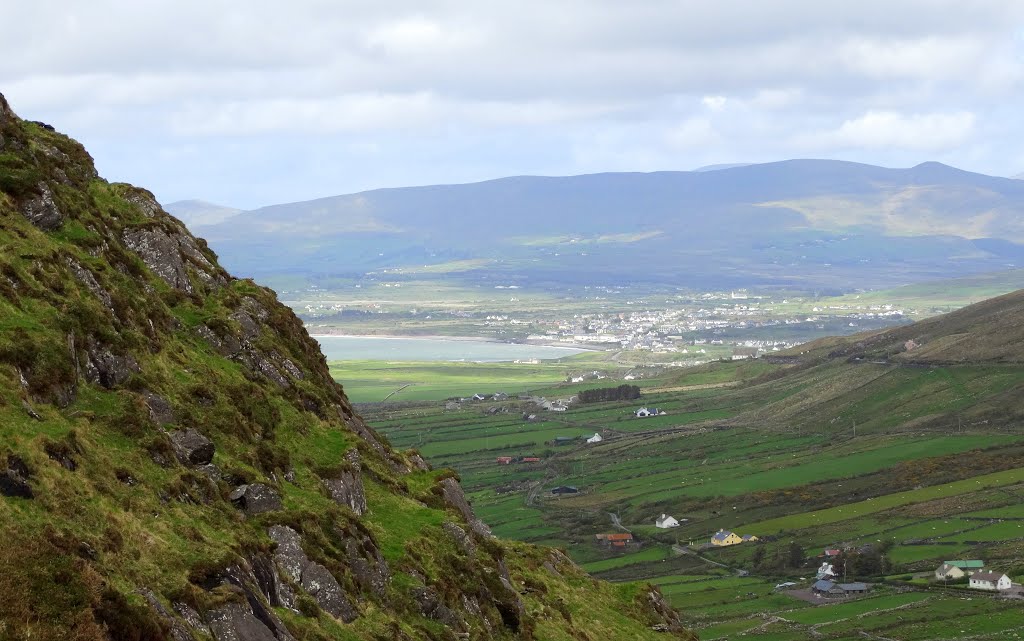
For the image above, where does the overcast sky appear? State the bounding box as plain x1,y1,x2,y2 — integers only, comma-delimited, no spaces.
3,1,1024,209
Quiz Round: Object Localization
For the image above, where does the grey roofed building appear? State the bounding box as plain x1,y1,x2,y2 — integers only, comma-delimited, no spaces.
812,579,835,592
838,582,868,593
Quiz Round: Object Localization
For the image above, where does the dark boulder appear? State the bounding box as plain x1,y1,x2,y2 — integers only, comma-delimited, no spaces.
143,391,176,425
300,563,357,622
83,343,140,389
206,603,278,641
169,428,215,466
229,484,282,516
0,455,32,498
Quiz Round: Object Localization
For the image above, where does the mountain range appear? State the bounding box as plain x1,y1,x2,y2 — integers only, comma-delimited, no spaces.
186,160,1024,293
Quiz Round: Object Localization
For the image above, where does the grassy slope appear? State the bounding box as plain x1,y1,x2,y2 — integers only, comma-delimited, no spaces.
0,94,693,641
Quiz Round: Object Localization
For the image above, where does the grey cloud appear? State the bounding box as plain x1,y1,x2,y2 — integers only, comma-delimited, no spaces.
2,0,1023,205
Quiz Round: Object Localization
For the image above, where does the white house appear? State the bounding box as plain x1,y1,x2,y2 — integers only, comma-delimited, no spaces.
935,563,967,581
655,514,679,529
816,562,836,580
635,407,660,418
969,571,1013,591
586,432,603,444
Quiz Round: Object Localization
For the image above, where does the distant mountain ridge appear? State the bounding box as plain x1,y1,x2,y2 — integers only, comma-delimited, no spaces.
192,159,1024,292
163,199,241,227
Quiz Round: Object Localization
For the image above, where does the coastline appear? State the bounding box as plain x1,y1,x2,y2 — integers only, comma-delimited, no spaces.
309,333,602,355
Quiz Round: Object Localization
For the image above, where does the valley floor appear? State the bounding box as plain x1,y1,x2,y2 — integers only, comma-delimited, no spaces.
351,355,1024,640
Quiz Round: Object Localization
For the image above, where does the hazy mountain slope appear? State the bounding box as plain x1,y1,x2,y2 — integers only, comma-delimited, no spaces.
714,289,1024,434
198,160,1024,291
0,93,694,640
164,199,242,228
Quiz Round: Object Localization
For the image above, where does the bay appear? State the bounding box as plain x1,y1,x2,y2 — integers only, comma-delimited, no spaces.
315,335,587,362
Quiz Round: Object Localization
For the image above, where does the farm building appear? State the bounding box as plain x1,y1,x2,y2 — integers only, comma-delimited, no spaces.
945,559,985,571
550,485,578,495
823,548,841,557
595,533,634,548
520,457,541,463
838,583,869,595
741,535,759,542
634,407,661,418
493,392,509,401
549,436,577,446
969,571,1013,591
812,580,868,597
812,580,843,596
655,514,680,529
711,530,743,546
586,432,603,444
496,457,513,465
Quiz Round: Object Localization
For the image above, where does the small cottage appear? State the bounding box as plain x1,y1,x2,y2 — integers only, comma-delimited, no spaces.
595,532,634,548
711,530,742,546
655,514,679,529
969,571,1013,591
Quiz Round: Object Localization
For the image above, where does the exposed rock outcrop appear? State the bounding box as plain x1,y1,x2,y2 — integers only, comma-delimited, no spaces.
138,589,196,641
66,257,113,310
20,182,63,230
338,525,390,599
322,449,366,515
169,428,215,466
439,477,492,538
229,483,282,515
268,525,359,622
122,225,223,294
411,586,464,629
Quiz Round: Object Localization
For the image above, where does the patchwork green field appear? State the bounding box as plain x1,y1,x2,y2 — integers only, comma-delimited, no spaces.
346,314,1024,638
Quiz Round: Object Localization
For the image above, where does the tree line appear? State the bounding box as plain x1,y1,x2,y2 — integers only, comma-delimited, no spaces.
578,384,641,404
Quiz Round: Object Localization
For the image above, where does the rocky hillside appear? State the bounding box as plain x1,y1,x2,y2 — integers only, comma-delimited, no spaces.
0,93,694,641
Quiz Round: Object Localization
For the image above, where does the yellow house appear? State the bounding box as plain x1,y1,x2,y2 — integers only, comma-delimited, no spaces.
711,529,743,546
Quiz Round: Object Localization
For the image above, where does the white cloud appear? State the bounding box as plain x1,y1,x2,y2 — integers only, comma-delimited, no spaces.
701,95,727,111
667,118,721,149
807,110,977,151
